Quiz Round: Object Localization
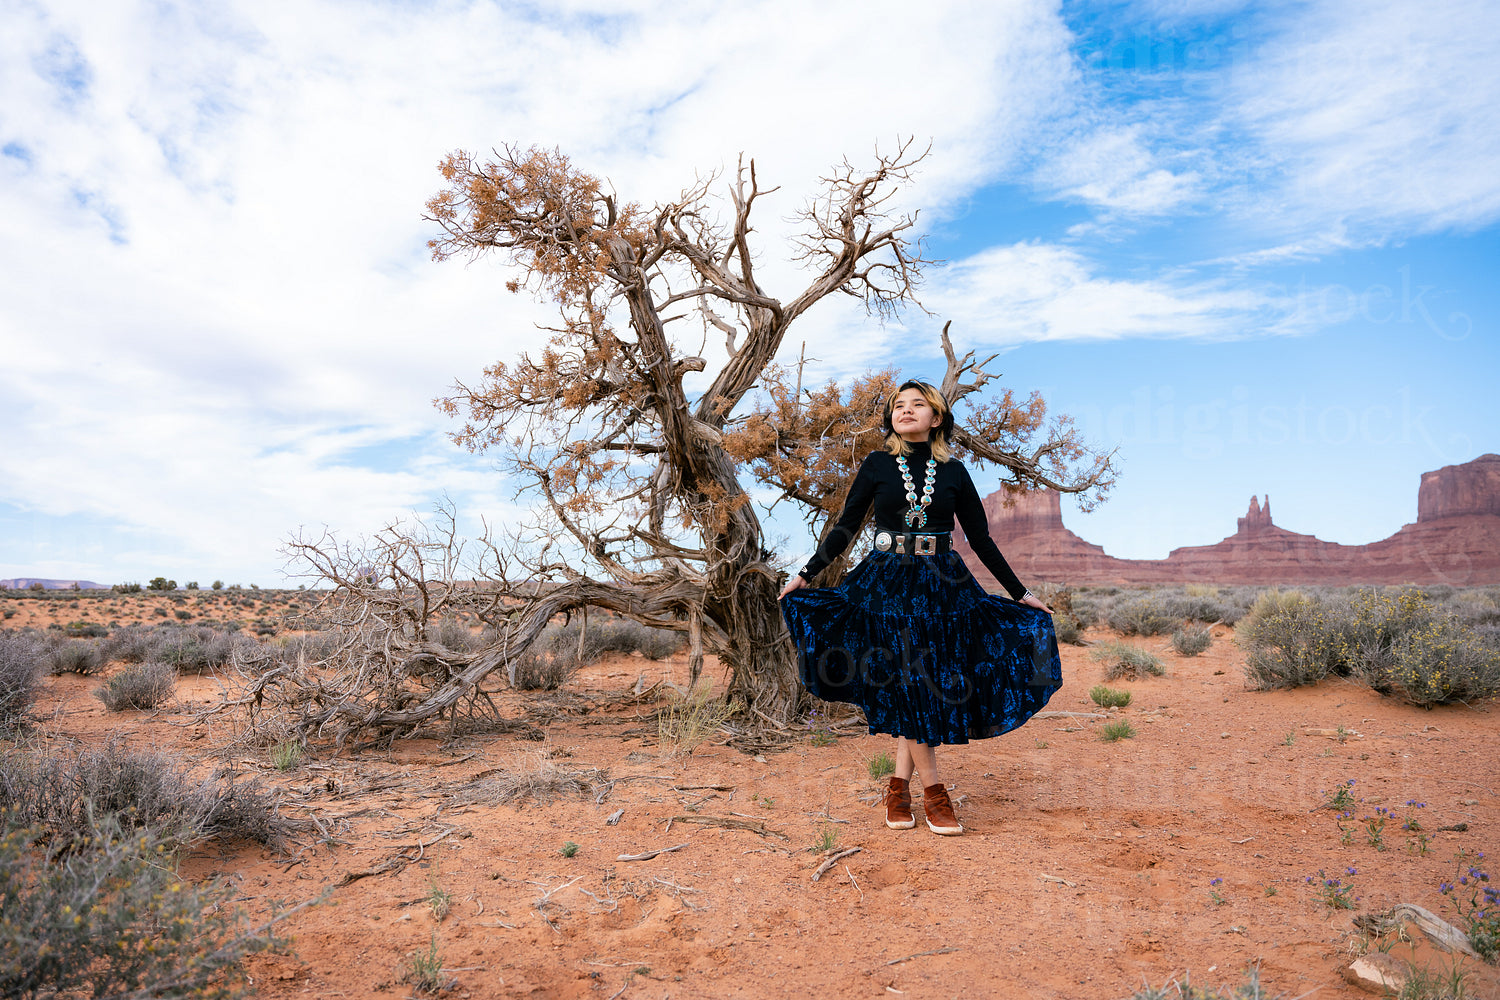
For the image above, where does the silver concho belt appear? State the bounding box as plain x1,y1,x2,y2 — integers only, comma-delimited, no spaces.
873,531,948,556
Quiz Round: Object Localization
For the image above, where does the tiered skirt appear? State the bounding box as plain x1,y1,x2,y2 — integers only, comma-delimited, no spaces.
781,549,1062,746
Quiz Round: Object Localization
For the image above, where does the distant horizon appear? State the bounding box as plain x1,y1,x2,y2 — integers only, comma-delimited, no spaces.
6,449,1496,589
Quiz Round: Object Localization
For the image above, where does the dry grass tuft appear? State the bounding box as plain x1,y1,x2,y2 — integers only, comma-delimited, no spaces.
657,685,734,755
459,750,607,808
1090,640,1165,681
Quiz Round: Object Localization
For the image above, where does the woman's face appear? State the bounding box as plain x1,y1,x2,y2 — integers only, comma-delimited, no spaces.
891,387,941,442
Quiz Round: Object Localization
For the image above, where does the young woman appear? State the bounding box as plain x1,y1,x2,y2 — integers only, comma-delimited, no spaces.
778,380,1062,836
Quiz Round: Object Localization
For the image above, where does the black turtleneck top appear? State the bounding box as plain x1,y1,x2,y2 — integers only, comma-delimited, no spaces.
797,442,1028,600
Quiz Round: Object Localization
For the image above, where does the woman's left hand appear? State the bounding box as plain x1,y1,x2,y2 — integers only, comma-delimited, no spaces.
1020,593,1053,614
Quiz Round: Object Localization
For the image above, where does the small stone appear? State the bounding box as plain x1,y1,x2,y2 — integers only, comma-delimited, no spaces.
1220,732,1231,739
1460,798,1479,805
1343,952,1408,994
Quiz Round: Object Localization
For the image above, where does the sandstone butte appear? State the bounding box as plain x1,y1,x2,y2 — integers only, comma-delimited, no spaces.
955,453,1500,587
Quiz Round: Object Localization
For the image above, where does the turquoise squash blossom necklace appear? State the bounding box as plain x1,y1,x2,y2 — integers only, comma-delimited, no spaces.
896,452,937,528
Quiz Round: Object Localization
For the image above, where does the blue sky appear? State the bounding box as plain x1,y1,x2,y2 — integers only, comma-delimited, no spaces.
1,0,1496,586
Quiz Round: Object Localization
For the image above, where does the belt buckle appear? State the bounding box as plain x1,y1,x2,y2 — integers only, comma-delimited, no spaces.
914,534,937,556
874,531,892,552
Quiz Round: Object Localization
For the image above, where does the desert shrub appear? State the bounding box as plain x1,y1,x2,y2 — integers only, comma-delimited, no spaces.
548,616,684,661
1107,594,1179,636
1444,587,1500,629
211,580,223,590
0,740,290,850
28,582,45,592
0,811,273,1000
95,661,177,711
1100,719,1135,741
1337,587,1443,690
1089,684,1131,708
1388,619,1500,707
151,626,237,673
604,618,685,659
434,618,479,653
99,624,157,664
277,629,346,665
510,648,575,691
1053,613,1082,645
1066,591,1105,628
62,620,108,638
0,634,43,733
1212,586,1261,626
111,582,142,594
1171,624,1213,657
508,621,591,690
508,618,685,690
1090,641,1164,680
147,577,177,591
184,580,199,590
1235,589,1349,690
1157,592,1232,624
42,638,105,676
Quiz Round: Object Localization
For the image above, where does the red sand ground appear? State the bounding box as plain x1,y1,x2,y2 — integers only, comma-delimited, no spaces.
23,619,1500,1000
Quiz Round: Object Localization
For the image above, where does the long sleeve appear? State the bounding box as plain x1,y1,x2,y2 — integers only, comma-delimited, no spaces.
953,464,1028,600
798,453,880,581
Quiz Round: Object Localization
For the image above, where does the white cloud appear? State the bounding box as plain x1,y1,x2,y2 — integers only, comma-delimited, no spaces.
927,241,1300,345
1228,0,1500,236
1037,124,1203,215
0,0,1082,581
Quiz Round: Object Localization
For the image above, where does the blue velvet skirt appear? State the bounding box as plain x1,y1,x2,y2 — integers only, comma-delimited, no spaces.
781,549,1062,746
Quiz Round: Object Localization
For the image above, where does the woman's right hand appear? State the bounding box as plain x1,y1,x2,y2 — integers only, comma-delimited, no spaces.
777,574,808,600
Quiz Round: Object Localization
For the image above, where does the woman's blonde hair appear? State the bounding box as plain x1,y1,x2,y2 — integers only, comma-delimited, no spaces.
882,380,954,462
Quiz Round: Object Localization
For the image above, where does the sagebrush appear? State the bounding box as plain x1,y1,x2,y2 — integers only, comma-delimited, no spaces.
0,633,42,733
0,740,291,851
0,811,276,1000
95,661,177,711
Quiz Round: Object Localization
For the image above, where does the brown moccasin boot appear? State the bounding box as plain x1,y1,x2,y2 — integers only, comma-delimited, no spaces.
922,783,963,836
884,776,916,830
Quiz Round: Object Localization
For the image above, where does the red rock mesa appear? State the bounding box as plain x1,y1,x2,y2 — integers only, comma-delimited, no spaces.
956,454,1500,587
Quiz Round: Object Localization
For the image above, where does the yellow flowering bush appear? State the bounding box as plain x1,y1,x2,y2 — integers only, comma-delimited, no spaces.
0,811,273,999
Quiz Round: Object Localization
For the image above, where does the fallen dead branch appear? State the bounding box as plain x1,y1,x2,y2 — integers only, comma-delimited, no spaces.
617,842,690,862
884,947,959,966
336,856,407,887
1353,903,1479,958
811,847,861,881
668,815,787,840
335,827,458,885
672,784,735,792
